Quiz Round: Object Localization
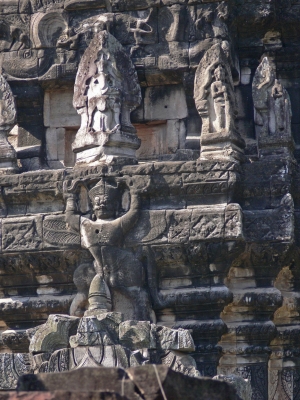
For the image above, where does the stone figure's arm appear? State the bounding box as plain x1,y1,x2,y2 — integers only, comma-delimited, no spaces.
64,187,80,233
120,188,141,234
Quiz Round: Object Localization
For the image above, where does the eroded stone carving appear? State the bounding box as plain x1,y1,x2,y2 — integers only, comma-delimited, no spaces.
194,43,244,162
72,30,141,165
65,177,153,321
28,312,200,378
29,314,79,354
0,73,17,173
0,353,31,390
252,57,294,157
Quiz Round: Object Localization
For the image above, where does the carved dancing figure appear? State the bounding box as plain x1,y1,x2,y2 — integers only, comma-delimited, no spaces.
65,178,154,321
129,8,154,46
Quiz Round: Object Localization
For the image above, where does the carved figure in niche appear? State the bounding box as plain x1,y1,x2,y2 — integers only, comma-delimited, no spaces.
85,54,121,134
73,31,141,163
211,64,228,131
252,57,292,139
195,48,235,134
194,43,244,161
271,79,292,135
65,178,153,321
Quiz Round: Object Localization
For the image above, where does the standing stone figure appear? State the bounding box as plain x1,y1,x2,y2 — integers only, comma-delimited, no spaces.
65,178,154,321
72,31,141,165
252,57,293,155
271,79,292,136
194,43,244,161
211,64,228,131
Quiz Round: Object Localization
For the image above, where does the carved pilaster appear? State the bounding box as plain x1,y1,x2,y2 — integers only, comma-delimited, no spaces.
218,244,286,400
268,250,300,400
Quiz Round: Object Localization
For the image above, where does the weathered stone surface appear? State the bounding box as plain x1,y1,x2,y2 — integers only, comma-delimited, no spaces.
0,392,127,400
0,1,300,399
252,57,295,158
156,326,195,352
17,368,139,399
16,366,238,399
29,315,79,354
72,31,141,165
0,353,31,390
126,365,237,400
214,374,252,400
0,73,18,174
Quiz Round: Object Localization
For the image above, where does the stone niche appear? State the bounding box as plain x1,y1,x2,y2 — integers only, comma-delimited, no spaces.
43,84,189,165
44,89,80,168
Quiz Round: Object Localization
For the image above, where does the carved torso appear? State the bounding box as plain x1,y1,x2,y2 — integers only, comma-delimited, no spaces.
80,217,124,249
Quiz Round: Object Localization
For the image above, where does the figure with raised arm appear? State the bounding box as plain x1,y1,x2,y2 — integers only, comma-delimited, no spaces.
65,177,154,321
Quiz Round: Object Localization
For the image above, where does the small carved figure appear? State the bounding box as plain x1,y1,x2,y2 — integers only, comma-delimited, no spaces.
197,59,234,134
85,55,121,134
72,31,141,162
129,8,154,46
211,65,227,131
271,79,292,135
194,42,244,161
65,178,153,321
253,57,292,139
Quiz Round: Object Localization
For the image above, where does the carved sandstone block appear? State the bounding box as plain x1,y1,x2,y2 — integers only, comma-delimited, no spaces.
2,216,43,252
119,320,155,350
156,326,195,352
29,314,79,354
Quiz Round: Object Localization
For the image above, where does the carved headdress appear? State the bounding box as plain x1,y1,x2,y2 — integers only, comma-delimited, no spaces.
88,178,119,202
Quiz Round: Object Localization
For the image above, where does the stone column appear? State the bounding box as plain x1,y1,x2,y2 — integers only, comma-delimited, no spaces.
268,252,300,400
218,243,285,400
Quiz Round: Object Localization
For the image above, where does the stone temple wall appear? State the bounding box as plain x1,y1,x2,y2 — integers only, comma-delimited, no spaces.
0,0,300,399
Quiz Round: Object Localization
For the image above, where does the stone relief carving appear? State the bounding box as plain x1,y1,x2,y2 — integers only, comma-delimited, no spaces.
65,176,153,321
194,43,244,161
0,73,18,173
72,30,141,164
0,1,300,398
252,57,294,157
28,312,200,379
